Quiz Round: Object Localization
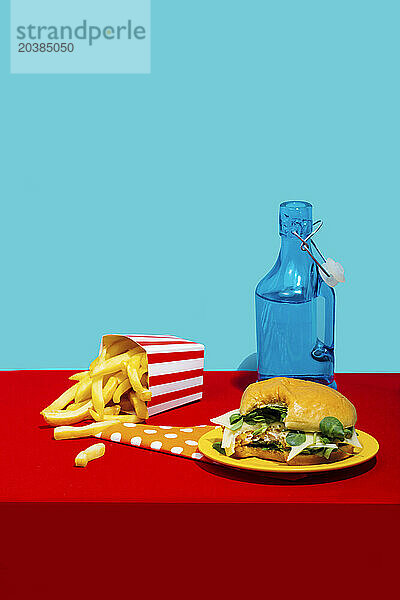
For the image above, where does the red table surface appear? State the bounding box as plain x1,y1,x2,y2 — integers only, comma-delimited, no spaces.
0,370,398,503
1,371,399,598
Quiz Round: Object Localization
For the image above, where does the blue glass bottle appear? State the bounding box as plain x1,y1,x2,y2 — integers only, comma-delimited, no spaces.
255,201,335,385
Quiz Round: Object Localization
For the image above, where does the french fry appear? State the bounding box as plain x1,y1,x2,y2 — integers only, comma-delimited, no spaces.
129,391,149,420
42,400,92,426
105,370,126,387
120,362,128,377
112,378,132,404
126,358,151,402
129,353,141,370
114,370,127,383
140,371,149,388
75,443,105,467
69,371,89,381
89,409,102,421
90,351,123,375
54,421,117,440
139,356,149,383
92,377,104,418
104,405,121,415
106,339,135,358
42,400,92,425
110,414,144,423
66,399,92,411
75,376,92,403
41,382,79,414
89,407,121,421
89,352,103,373
89,404,121,414
138,364,148,389
90,410,143,424
92,348,107,418
103,376,119,405
139,366,151,401
91,349,141,378
126,357,144,394
140,389,152,402
138,363,148,377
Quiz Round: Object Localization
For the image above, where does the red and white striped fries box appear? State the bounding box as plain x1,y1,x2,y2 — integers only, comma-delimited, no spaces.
101,334,205,416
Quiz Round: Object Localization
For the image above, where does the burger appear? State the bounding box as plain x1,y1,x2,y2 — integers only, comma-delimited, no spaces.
210,377,362,465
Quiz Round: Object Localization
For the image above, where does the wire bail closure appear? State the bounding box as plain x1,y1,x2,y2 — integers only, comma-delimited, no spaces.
292,220,330,278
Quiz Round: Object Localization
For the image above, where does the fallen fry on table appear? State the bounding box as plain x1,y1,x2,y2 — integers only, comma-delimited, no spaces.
54,421,117,440
75,443,105,467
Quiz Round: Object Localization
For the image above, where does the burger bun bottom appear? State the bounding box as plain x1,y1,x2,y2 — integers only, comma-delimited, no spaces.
233,444,354,465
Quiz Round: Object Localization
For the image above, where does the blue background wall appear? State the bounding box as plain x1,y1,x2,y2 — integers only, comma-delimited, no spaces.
1,1,399,371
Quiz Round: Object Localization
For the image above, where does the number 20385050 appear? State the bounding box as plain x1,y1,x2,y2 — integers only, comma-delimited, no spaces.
18,42,74,53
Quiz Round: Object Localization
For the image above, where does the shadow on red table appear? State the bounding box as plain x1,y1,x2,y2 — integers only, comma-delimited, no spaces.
231,370,258,391
196,456,377,485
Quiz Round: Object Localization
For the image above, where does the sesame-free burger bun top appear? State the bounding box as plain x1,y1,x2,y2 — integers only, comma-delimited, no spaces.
240,377,357,431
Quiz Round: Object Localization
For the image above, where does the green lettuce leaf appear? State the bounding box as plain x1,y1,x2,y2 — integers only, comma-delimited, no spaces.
319,416,345,441
286,431,307,446
243,404,287,426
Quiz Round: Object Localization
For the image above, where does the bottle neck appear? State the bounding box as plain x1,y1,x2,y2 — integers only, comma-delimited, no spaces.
278,236,312,265
256,232,319,302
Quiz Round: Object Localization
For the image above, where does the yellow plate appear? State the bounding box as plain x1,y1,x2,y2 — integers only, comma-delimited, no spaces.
198,428,379,474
